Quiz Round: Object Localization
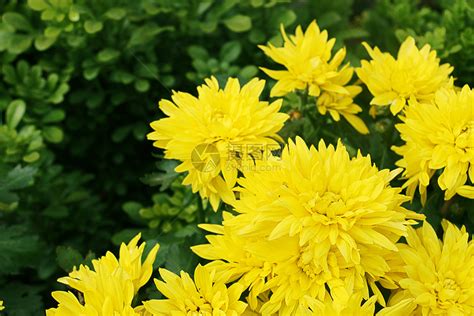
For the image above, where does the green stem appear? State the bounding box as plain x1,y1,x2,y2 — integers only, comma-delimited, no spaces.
321,128,339,142
301,88,309,109
196,196,205,224
440,197,454,218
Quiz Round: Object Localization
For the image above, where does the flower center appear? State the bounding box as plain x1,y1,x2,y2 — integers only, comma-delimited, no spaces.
298,258,323,279
455,121,474,150
434,278,461,304
297,247,325,280
211,110,228,123
296,245,343,281
306,192,345,218
297,57,332,85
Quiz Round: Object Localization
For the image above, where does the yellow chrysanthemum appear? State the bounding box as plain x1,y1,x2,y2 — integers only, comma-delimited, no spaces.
316,67,369,134
192,212,274,312
393,85,474,203
143,265,247,315
259,21,368,134
46,234,159,316
0,300,4,311
147,76,288,210
380,220,474,315
108,233,160,293
356,37,453,115
259,20,349,98
194,137,423,314
46,268,139,316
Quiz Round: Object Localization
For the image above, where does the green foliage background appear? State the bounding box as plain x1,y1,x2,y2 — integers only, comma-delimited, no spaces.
0,0,473,314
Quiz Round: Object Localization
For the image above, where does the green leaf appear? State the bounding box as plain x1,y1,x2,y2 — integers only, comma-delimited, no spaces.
2,13,33,32
0,283,43,315
164,242,200,274
318,12,341,29
0,225,40,274
42,109,65,123
122,201,143,222
249,29,265,43
140,160,180,191
6,99,26,129
239,65,258,79
111,229,142,246
339,28,369,40
49,83,70,104
128,24,174,47
34,34,57,50
275,9,296,27
219,41,241,63
223,15,252,32
135,79,150,92
27,0,49,11
105,8,127,20
84,20,103,34
43,126,64,143
68,8,80,22
250,0,265,7
8,34,32,54
132,123,148,140
56,246,83,272
0,165,36,192
23,151,40,163
44,26,61,37
2,64,17,84
174,225,199,238
112,125,132,142
83,67,100,80
41,9,56,21
97,48,120,62
187,45,208,60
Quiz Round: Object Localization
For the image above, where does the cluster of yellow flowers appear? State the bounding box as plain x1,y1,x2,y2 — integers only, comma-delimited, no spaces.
356,35,473,202
42,20,473,316
393,86,474,203
193,138,427,314
47,234,248,315
259,21,369,134
44,221,474,315
47,234,159,315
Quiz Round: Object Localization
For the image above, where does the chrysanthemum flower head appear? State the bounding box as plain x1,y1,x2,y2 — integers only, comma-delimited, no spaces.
316,67,369,134
0,300,4,311
148,76,288,210
47,266,138,316
259,20,349,98
115,233,159,293
393,85,474,203
356,37,453,115
142,264,247,315
46,234,159,316
195,137,424,314
380,220,474,315
192,212,274,312
259,21,368,134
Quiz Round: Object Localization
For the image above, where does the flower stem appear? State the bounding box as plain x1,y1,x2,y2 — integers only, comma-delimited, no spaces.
440,197,454,217
196,196,205,224
301,88,309,108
